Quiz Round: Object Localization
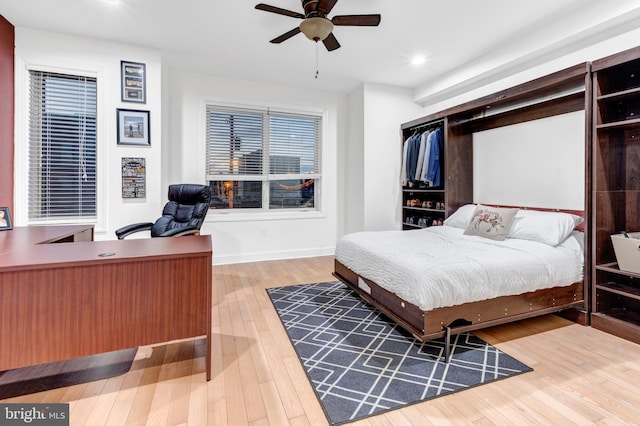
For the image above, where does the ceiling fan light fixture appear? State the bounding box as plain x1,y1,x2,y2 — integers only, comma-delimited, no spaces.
299,17,334,41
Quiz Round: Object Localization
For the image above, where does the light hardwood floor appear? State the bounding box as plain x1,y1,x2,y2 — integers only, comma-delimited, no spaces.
3,255,640,425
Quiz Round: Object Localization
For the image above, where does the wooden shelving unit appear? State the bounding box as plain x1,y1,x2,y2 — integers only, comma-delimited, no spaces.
591,45,640,342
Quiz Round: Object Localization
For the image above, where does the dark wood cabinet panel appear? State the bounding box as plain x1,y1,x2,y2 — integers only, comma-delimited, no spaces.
591,46,640,342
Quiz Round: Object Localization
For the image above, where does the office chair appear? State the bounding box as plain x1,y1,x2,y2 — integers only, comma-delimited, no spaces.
115,184,212,239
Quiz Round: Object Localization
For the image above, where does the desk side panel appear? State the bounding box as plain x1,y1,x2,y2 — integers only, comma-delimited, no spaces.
0,254,210,371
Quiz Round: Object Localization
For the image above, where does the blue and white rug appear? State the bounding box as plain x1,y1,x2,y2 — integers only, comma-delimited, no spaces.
267,281,532,425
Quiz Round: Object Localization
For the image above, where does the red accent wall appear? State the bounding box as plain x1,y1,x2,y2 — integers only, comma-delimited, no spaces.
0,15,13,213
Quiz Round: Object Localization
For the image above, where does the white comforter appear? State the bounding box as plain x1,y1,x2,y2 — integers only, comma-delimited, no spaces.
334,225,584,311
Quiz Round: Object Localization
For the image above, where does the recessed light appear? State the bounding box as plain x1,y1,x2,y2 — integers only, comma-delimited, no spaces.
102,0,120,5
411,56,426,65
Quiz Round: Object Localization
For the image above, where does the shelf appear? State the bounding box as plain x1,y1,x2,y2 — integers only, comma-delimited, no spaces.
591,311,640,344
597,86,640,102
596,117,640,130
403,206,446,213
593,308,640,328
402,188,444,193
596,262,640,278
596,281,640,300
403,223,427,229
403,222,444,230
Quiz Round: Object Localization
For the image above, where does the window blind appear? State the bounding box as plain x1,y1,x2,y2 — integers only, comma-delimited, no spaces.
268,112,321,176
28,71,97,220
206,107,264,177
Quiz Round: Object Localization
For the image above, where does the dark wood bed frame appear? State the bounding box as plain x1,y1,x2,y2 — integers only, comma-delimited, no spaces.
333,208,587,362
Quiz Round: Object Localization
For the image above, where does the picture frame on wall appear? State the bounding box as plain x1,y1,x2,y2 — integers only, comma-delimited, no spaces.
117,109,150,146
121,157,146,199
121,60,146,103
0,207,12,231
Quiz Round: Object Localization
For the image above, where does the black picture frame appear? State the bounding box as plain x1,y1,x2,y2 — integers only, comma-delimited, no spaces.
117,109,150,146
121,60,146,104
0,207,12,230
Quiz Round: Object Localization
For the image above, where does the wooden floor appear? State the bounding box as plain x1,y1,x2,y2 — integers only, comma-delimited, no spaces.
3,255,640,425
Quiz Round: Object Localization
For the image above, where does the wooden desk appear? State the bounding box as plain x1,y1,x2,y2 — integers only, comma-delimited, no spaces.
0,225,213,380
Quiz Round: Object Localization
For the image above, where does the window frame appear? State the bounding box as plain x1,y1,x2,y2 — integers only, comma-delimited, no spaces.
14,61,105,230
204,102,324,216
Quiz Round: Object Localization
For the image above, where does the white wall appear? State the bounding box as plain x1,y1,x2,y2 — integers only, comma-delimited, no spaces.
361,84,425,231
344,85,364,234
343,84,425,234
473,111,585,209
13,28,163,239
166,68,346,264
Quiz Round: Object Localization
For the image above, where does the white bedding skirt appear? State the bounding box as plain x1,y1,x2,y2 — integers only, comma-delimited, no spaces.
334,225,584,311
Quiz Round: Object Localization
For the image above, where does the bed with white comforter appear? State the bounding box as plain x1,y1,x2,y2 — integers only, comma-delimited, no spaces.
335,225,584,312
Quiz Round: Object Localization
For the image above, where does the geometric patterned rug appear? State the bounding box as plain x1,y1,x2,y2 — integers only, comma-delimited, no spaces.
267,281,532,425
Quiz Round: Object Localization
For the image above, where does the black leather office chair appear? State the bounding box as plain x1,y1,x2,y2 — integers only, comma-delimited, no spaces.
115,184,212,239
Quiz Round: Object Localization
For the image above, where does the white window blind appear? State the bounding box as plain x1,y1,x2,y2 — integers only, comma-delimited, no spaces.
205,105,321,210
28,70,97,221
268,112,321,176
206,107,264,177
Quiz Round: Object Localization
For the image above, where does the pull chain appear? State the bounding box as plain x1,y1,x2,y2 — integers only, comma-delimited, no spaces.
315,41,319,79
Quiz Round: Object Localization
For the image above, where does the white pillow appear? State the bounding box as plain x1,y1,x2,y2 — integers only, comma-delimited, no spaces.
443,204,477,229
507,209,584,246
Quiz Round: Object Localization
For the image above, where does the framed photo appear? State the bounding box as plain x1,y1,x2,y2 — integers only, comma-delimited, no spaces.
0,207,12,230
121,60,146,103
121,157,146,198
117,109,150,146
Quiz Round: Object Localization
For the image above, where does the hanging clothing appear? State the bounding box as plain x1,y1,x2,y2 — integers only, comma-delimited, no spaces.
404,133,421,185
401,124,443,187
400,135,411,186
414,129,430,181
419,130,433,184
425,127,443,187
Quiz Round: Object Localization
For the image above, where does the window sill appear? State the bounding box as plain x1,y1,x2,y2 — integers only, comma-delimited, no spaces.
206,209,325,223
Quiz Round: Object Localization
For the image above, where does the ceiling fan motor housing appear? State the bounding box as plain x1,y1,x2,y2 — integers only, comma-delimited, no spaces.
302,0,325,18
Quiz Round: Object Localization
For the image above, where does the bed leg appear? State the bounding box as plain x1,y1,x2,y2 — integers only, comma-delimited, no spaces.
444,325,452,363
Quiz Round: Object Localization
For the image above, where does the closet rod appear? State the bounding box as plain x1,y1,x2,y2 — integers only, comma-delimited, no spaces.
409,118,444,132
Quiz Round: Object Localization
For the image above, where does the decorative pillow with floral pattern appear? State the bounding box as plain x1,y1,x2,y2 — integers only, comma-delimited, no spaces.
463,204,519,241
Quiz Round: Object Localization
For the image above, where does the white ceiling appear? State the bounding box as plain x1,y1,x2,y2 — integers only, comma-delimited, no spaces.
2,0,640,98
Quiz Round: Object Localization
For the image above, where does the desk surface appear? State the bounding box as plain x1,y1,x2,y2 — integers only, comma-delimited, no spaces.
0,225,212,272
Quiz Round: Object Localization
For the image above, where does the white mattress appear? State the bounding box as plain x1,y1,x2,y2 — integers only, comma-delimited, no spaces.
334,225,584,311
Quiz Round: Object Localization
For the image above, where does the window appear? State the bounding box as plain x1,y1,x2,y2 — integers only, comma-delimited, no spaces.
27,71,97,222
205,105,321,211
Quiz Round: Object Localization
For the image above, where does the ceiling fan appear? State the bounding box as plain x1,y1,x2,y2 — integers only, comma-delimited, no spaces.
255,0,381,51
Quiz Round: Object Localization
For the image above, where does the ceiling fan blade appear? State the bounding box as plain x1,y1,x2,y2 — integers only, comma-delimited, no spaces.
317,0,338,16
322,32,341,51
255,3,305,19
332,14,381,26
270,27,302,44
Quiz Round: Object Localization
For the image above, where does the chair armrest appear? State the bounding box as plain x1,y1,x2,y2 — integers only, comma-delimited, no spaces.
156,227,201,238
115,222,154,239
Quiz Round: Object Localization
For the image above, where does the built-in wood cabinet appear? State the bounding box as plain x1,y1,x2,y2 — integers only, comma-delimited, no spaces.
591,46,640,342
399,120,455,230
399,63,590,237
399,62,591,323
